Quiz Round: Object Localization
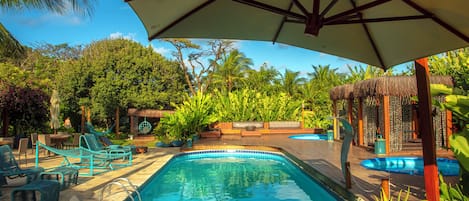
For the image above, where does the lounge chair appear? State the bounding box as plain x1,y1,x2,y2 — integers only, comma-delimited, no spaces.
99,135,136,153
79,134,132,165
0,145,44,186
85,122,115,136
36,139,132,176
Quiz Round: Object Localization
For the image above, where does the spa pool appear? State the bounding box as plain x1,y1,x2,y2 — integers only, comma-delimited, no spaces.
130,150,345,200
360,157,459,176
289,134,328,141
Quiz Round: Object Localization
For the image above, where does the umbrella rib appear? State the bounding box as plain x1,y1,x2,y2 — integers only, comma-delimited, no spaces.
320,0,338,19
291,0,309,16
148,0,215,40
272,2,294,44
403,0,469,43
325,0,391,24
233,0,305,20
325,15,429,25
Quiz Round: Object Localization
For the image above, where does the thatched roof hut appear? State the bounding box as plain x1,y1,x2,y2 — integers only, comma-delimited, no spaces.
330,76,453,100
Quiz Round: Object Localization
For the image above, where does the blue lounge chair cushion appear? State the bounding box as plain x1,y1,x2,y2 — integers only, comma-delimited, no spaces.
0,145,44,184
11,180,60,201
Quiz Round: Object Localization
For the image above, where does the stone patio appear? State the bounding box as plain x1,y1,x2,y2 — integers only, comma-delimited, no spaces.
0,135,457,200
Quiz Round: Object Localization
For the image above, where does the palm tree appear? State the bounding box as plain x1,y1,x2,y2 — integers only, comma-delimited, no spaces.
212,50,253,92
243,63,279,94
278,69,305,98
346,65,386,83
0,0,95,59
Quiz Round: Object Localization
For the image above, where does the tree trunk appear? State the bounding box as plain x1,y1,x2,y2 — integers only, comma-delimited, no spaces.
115,107,120,138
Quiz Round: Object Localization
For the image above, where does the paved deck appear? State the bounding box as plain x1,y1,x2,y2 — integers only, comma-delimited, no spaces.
0,135,457,200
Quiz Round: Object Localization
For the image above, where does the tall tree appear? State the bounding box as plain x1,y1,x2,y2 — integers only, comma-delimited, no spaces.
278,69,305,98
212,49,253,92
346,64,387,83
77,38,187,127
243,63,280,94
164,39,234,95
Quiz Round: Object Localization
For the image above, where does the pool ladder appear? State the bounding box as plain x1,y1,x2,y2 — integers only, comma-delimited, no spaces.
100,177,141,201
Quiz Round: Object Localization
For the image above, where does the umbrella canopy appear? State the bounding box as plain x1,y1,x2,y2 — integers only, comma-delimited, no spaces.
127,0,469,69
49,89,60,132
126,1,469,200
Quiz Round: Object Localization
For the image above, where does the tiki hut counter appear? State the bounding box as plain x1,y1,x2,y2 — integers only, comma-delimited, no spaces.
330,76,453,155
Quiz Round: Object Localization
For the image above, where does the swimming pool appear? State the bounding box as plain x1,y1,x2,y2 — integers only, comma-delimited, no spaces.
360,157,459,176
289,134,328,141
131,150,345,200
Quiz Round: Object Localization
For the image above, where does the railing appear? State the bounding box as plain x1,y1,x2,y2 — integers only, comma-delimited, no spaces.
100,177,141,201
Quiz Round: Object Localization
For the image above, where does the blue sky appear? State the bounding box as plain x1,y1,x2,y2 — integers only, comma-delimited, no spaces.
1,1,409,76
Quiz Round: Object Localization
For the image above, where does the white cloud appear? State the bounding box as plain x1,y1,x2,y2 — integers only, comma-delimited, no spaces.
152,46,170,55
109,32,136,41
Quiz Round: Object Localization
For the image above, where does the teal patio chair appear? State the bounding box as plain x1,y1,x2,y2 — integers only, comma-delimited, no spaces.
99,136,136,153
79,134,132,167
0,145,44,186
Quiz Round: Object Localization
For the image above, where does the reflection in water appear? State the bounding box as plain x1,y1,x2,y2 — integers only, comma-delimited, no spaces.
138,152,341,201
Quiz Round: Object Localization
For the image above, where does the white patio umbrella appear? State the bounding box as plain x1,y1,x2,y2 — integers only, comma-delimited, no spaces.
126,1,469,200
50,89,60,134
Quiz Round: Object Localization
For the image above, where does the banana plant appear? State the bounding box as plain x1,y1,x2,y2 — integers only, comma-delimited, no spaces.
431,84,469,196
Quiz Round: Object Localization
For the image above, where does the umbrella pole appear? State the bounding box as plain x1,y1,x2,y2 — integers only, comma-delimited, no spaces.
415,58,440,201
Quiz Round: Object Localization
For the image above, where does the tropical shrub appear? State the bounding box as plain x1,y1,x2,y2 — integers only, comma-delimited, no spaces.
440,174,468,201
212,89,302,122
158,92,217,141
373,188,410,201
431,84,469,196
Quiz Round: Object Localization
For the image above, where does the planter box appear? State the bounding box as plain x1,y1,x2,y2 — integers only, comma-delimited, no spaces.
215,122,232,129
200,130,221,138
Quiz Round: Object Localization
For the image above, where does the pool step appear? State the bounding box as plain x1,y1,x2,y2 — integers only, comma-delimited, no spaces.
401,140,422,151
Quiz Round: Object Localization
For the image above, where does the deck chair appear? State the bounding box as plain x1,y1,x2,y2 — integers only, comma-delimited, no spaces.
0,145,44,185
79,134,132,172
64,133,81,149
80,134,132,158
18,138,29,167
38,134,56,156
99,136,135,153
85,122,115,137
30,133,38,154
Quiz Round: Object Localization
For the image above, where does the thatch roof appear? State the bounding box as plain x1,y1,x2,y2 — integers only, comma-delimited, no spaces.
127,108,174,118
330,76,453,100
329,84,354,100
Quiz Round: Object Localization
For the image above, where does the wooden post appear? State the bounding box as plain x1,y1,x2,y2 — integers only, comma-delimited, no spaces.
415,58,440,201
383,95,390,154
81,106,85,134
412,105,419,139
332,100,338,140
345,162,352,189
347,99,353,126
381,178,390,199
129,115,134,135
358,98,364,146
115,107,120,137
446,110,452,148
86,107,91,123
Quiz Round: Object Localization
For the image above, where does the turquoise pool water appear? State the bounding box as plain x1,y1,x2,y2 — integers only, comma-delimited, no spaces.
289,134,328,141
132,150,343,200
360,157,459,176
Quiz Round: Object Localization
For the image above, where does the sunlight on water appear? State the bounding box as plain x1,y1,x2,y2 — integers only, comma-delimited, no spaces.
136,151,341,201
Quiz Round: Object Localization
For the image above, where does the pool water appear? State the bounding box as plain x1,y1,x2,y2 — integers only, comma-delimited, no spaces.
133,150,343,200
360,157,459,176
289,134,328,141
